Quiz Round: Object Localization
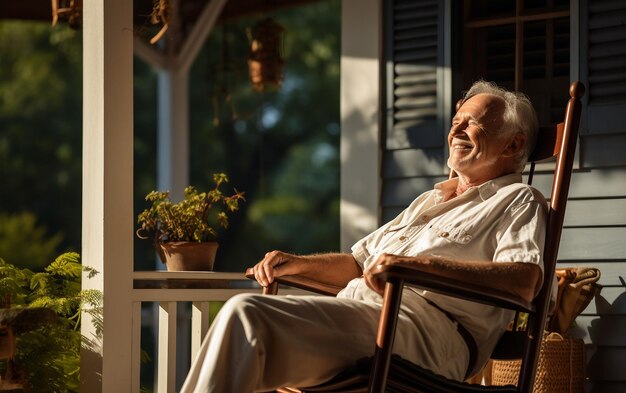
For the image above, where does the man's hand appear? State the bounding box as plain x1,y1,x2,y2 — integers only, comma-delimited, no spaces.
252,250,304,287
252,252,362,288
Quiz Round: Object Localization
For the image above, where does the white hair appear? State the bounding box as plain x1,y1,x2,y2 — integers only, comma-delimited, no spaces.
462,81,539,172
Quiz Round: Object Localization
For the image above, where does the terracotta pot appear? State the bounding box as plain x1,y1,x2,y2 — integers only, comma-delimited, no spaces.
158,241,219,271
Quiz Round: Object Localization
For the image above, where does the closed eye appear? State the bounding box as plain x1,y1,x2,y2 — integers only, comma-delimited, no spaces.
468,121,487,133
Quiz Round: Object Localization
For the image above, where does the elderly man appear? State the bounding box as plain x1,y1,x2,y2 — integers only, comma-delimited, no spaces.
181,81,547,393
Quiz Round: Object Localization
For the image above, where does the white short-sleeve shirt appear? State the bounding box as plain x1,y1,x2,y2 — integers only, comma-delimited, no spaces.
337,173,550,372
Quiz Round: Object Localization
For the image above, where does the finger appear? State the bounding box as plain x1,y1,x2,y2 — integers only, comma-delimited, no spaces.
254,261,269,287
364,276,383,295
263,254,279,284
258,251,281,286
252,264,264,287
263,265,273,284
363,269,383,295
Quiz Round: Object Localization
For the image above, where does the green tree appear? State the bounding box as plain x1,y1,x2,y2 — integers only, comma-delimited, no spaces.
0,211,63,271
0,22,83,269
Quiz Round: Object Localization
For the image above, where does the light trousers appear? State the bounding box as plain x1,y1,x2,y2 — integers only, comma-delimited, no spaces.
180,292,468,393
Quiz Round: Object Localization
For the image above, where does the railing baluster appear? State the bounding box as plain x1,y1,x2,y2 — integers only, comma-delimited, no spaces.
132,272,311,392
158,301,178,393
191,301,210,363
131,301,143,393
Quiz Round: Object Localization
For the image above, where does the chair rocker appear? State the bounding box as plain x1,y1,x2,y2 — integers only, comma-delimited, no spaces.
246,81,585,393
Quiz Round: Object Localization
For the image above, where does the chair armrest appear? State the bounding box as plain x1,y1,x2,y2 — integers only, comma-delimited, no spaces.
244,268,342,296
373,264,535,313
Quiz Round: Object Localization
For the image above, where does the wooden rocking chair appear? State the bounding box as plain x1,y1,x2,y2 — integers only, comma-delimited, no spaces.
246,81,585,393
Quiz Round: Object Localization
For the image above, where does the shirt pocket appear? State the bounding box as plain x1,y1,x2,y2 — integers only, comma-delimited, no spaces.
376,223,409,251
425,224,473,246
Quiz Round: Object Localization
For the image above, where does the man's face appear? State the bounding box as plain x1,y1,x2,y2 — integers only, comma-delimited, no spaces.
447,94,511,180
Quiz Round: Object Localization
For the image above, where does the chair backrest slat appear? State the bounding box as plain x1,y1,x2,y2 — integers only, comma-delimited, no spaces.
528,123,564,163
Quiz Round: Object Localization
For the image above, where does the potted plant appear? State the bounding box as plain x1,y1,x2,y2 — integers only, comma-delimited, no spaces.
136,173,245,271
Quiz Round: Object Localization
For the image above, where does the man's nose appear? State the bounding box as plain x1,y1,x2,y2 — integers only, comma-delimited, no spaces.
449,124,465,137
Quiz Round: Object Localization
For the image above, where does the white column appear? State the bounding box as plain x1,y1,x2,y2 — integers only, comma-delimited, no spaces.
81,0,134,391
340,0,381,251
157,69,189,202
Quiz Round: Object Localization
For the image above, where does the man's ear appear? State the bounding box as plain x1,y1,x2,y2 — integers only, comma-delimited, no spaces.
503,133,526,157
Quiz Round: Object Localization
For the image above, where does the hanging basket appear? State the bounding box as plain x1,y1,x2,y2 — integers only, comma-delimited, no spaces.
247,18,285,92
492,333,585,393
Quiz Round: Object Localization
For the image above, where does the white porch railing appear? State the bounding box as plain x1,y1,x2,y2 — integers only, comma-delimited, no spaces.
131,271,308,393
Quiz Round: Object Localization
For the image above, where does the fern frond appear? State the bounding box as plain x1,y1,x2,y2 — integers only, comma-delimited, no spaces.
46,252,82,278
29,272,51,293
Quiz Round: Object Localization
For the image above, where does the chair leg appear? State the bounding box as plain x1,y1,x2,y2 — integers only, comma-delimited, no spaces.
369,279,404,393
518,334,540,393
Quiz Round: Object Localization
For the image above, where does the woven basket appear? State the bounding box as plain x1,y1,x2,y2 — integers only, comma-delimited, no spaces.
492,333,585,392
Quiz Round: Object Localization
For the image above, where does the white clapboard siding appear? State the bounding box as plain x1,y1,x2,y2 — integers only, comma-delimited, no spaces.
559,227,626,260
563,198,626,227
576,0,626,385
530,169,626,199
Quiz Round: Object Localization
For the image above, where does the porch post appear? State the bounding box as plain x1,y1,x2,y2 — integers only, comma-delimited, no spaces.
82,0,134,391
340,0,382,251
157,69,189,202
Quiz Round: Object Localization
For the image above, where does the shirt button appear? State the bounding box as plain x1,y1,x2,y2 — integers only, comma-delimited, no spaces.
439,231,449,238
399,236,407,241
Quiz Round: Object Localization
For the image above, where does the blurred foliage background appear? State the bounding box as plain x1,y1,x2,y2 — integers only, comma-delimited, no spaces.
1,0,340,273
0,22,82,271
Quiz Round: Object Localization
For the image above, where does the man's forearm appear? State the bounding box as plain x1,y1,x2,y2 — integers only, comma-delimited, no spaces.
297,253,363,287
366,254,543,302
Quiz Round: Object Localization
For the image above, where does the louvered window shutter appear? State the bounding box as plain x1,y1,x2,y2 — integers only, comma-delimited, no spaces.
385,0,440,150
381,0,446,223
583,0,626,135
587,1,626,104
579,0,626,166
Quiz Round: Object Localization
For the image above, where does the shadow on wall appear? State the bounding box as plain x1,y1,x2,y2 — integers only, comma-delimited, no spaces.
339,96,379,250
584,278,626,392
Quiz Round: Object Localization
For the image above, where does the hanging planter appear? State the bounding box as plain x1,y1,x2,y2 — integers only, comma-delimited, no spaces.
247,18,285,92
51,0,82,29
149,0,171,44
